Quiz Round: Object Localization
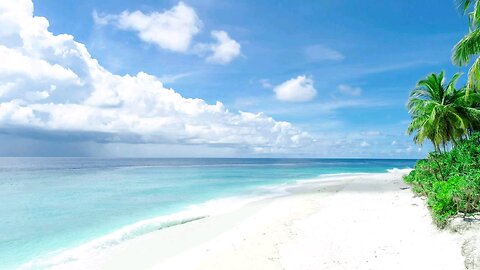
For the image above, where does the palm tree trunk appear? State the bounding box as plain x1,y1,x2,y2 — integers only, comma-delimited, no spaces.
452,135,458,147
434,143,440,153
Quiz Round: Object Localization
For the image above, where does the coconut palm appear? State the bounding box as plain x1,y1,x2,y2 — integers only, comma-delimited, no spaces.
455,0,480,24
407,72,480,152
452,0,480,93
463,86,480,132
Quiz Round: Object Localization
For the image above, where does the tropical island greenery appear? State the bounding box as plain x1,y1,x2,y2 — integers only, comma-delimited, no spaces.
404,0,480,227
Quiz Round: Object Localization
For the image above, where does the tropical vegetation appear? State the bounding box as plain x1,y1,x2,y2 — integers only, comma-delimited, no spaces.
404,134,480,227
404,1,480,228
407,71,480,152
453,0,480,93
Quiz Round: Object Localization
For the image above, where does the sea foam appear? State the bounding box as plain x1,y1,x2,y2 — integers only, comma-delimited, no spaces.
16,165,414,270
19,191,284,270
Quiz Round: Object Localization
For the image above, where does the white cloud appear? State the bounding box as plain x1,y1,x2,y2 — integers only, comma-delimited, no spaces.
94,2,201,52
0,0,311,153
92,10,110,26
259,79,272,89
360,141,370,147
95,3,241,64
361,131,380,137
395,145,414,153
0,45,79,82
195,30,241,64
304,44,344,62
337,84,362,96
273,75,317,102
158,72,195,84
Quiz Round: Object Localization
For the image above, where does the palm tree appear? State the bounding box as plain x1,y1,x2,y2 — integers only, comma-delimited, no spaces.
455,0,480,24
407,72,480,152
452,0,480,94
462,86,480,133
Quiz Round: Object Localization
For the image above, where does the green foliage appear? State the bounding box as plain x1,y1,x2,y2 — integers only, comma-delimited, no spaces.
405,2,480,228
407,72,480,151
453,0,480,91
428,177,462,227
404,133,480,227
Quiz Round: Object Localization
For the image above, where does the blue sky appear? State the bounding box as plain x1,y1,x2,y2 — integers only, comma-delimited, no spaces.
0,0,472,157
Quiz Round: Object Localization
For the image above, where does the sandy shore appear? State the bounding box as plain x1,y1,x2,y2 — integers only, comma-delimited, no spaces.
52,171,467,270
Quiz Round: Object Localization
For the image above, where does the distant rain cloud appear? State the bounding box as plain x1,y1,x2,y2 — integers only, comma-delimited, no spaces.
0,0,310,154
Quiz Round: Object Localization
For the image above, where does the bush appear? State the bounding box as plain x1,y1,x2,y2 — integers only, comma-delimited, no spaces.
427,177,462,226
404,133,480,227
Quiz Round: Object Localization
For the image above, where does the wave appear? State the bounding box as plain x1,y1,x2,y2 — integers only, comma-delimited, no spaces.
19,191,285,270
294,168,412,185
19,167,412,270
387,167,413,174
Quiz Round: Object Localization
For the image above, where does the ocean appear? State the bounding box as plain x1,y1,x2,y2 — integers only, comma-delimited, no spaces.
0,158,416,269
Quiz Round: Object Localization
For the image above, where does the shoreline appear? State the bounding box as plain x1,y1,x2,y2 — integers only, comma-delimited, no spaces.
17,171,390,270
39,170,468,270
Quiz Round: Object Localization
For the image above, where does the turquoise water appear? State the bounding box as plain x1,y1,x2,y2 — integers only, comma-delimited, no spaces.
0,158,415,269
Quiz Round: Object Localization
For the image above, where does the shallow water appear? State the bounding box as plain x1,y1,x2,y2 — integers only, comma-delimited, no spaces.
0,158,416,269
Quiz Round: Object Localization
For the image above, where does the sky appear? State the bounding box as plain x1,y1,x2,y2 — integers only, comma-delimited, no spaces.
0,0,472,158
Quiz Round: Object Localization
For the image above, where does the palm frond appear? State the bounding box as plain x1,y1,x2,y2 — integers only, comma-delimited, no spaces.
456,0,473,14
406,71,477,149
452,28,480,66
467,56,480,91
446,72,462,95
474,1,480,27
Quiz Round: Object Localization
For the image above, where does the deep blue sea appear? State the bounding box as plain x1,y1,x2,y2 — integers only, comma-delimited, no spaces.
0,158,416,269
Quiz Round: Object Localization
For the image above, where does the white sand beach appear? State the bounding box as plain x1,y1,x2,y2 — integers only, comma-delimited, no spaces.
51,171,467,270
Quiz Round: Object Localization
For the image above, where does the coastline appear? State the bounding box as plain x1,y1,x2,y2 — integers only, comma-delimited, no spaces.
42,170,466,270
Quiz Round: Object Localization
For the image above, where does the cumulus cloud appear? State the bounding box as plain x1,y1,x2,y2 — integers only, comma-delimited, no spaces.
95,2,241,64
273,75,317,102
0,46,79,82
304,44,344,62
195,30,241,64
0,0,311,153
337,84,362,96
94,2,201,52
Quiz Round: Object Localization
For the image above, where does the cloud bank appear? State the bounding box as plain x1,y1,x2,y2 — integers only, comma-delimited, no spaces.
0,0,311,154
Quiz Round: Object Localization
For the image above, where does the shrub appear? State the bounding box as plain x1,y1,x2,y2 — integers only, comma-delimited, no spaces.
404,133,480,227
